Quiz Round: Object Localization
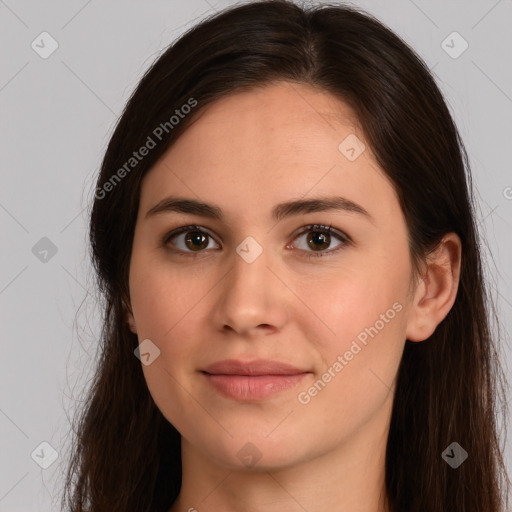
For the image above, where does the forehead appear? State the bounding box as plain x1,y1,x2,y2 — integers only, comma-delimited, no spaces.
193,81,359,126
138,81,398,223
180,81,361,159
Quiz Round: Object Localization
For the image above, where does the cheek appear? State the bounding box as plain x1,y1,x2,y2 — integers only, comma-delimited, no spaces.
131,260,207,429
292,259,408,410
292,257,408,350
294,289,405,444
129,251,200,339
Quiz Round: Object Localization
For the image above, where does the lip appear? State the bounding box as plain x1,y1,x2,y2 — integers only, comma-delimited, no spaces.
201,359,311,401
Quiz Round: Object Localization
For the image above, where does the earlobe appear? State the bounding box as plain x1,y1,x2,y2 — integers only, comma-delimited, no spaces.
405,233,462,342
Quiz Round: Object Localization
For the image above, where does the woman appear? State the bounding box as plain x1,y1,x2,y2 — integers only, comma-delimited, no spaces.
62,1,511,511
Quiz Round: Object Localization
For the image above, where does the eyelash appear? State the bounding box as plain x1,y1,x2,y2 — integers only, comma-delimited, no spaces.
161,224,351,259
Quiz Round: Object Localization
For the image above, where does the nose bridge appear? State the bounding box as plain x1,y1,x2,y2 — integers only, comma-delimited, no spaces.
212,236,288,334
227,237,273,306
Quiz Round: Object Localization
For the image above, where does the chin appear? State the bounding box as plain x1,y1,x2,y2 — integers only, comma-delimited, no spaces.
193,428,312,472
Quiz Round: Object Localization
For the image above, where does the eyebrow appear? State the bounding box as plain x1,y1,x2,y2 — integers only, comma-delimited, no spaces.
145,195,372,223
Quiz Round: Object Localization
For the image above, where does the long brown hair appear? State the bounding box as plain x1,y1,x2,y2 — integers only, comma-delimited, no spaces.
61,1,510,510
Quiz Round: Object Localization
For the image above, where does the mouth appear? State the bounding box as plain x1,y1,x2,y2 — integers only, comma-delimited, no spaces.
201,359,311,401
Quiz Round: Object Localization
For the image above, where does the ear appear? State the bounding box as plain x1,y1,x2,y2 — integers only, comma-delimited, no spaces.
126,311,137,334
123,296,138,334
406,233,462,342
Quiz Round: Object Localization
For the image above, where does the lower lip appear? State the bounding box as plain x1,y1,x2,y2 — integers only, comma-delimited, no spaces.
202,372,309,401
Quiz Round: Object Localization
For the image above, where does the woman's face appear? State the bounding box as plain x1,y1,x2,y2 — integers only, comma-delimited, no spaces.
127,81,418,470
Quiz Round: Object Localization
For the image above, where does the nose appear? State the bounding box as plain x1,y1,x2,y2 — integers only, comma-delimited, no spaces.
210,241,290,338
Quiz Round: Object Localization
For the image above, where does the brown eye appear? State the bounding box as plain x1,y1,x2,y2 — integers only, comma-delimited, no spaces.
163,225,220,254
291,224,350,258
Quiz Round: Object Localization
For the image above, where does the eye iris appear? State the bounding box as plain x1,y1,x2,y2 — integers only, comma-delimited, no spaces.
185,231,208,251
307,230,330,251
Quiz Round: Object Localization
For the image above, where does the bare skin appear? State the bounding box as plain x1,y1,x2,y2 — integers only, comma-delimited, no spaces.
126,81,461,512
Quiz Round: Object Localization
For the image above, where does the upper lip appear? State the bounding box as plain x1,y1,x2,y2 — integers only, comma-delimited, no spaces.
202,359,308,376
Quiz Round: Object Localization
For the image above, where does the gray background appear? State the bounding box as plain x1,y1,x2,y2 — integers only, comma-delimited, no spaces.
1,0,511,510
